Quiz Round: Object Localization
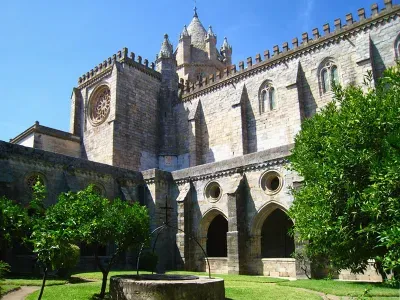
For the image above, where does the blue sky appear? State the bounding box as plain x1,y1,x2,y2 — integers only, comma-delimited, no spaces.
0,0,392,141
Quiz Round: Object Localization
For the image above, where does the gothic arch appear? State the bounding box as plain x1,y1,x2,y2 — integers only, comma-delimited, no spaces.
258,79,276,113
250,201,291,237
317,57,339,95
199,208,227,238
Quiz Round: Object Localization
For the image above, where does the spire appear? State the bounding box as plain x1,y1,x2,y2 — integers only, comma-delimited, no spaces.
221,37,232,51
207,26,216,38
180,25,190,39
187,7,207,49
158,34,173,59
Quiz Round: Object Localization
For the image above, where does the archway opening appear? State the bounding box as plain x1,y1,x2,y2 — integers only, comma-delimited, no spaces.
206,214,228,257
261,209,294,258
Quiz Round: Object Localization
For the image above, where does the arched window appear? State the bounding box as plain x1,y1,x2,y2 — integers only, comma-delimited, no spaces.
206,214,228,257
259,81,277,113
261,90,267,113
319,59,339,94
321,69,329,93
269,87,276,110
261,209,294,258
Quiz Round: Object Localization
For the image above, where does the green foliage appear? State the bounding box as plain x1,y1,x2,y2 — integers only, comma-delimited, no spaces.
289,65,400,282
0,261,10,297
53,244,80,279
50,185,150,298
0,197,30,249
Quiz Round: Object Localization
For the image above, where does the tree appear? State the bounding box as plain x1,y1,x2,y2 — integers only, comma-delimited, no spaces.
54,186,150,298
0,197,30,254
289,66,400,283
29,180,80,300
0,261,10,298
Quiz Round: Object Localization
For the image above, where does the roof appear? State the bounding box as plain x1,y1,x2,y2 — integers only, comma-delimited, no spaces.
187,13,207,50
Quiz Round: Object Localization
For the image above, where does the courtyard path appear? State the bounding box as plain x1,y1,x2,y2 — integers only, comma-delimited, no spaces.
2,286,39,300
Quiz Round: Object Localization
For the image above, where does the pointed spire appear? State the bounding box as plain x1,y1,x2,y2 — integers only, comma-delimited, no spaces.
180,25,190,39
158,33,173,59
207,25,216,38
221,37,232,51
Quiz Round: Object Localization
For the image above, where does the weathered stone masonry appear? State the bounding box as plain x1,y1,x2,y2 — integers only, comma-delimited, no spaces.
2,1,398,281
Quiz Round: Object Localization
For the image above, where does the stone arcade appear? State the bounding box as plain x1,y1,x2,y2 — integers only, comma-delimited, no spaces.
1,1,399,281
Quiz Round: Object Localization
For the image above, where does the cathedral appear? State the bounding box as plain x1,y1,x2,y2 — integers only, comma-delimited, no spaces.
1,0,399,280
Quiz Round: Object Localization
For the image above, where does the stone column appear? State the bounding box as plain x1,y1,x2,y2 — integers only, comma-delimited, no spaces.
142,169,173,273
248,235,263,275
176,200,185,269
188,118,198,167
227,192,240,274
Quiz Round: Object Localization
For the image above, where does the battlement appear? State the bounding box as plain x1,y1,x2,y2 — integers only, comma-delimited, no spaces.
180,0,398,100
77,47,161,87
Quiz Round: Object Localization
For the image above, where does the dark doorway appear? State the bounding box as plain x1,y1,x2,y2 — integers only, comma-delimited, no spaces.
206,214,228,257
261,209,294,258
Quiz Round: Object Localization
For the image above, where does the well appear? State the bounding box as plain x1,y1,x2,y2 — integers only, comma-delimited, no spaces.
110,274,225,300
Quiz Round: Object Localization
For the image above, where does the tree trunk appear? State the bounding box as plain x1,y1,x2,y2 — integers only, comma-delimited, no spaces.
375,261,387,282
99,270,109,299
37,266,47,300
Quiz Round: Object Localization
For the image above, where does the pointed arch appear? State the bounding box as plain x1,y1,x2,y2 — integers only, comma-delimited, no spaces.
318,57,339,95
258,79,277,113
250,201,291,237
199,208,228,238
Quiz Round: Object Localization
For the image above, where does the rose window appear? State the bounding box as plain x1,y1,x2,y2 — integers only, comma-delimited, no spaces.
89,86,111,126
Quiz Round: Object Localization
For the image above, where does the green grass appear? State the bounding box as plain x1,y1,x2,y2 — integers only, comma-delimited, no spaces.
10,271,400,300
28,272,319,300
1,278,67,286
26,282,101,300
278,279,400,298
1,284,20,294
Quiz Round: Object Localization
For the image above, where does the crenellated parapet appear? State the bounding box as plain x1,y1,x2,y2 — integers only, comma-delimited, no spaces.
180,0,398,101
77,47,161,88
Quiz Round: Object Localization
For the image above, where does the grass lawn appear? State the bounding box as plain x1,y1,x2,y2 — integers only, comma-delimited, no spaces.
1,284,20,294
278,279,400,298
28,272,320,300
1,278,67,286
12,271,400,300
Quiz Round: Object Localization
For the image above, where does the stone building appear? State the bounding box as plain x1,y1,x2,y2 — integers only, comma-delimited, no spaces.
1,1,399,280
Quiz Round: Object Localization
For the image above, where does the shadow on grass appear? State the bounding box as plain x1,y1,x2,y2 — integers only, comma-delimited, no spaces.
90,292,110,300
68,277,95,284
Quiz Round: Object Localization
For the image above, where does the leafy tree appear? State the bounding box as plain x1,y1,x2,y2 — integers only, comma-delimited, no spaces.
289,66,400,283
53,186,150,298
0,197,30,253
30,180,80,300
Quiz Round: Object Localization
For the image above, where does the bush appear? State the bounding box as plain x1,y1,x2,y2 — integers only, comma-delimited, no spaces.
52,244,80,279
0,261,10,297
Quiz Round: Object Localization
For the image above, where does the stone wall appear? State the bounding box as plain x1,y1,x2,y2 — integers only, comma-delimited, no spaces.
262,258,296,278
113,61,161,171
174,4,400,169
171,145,301,276
0,141,144,272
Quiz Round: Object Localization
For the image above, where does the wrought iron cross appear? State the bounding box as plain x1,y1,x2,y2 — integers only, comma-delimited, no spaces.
193,0,198,17
160,195,174,225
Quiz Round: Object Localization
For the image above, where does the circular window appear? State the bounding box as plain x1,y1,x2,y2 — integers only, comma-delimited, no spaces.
260,171,283,195
25,173,46,193
88,85,111,126
204,181,222,203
